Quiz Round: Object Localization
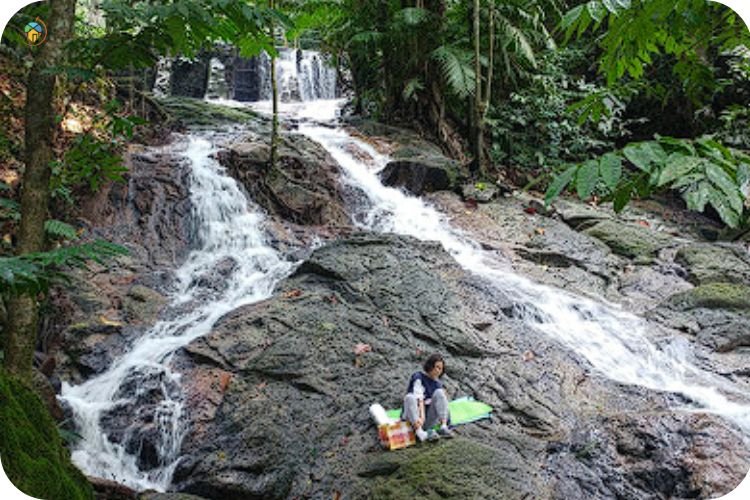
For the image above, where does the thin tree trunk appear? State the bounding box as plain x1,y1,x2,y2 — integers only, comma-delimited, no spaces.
269,0,279,169
4,0,77,378
471,0,485,176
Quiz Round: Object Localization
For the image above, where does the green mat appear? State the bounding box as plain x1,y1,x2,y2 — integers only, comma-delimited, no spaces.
386,397,492,426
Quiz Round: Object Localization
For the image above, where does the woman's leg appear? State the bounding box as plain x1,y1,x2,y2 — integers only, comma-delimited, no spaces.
402,393,420,427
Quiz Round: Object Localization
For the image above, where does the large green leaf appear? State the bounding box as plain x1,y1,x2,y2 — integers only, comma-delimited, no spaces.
705,162,744,214
657,154,700,187
599,153,622,190
587,1,607,23
622,142,667,172
576,160,599,199
706,185,741,228
684,182,711,212
545,165,577,205
612,181,633,213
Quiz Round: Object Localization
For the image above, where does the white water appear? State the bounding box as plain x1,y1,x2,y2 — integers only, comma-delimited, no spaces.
206,58,229,100
152,58,172,98
257,49,337,102
60,137,294,490
293,103,750,434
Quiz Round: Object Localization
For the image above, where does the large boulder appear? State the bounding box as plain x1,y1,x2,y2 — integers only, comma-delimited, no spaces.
218,133,351,229
581,219,674,260
651,282,750,352
169,233,749,499
674,243,750,285
379,151,461,195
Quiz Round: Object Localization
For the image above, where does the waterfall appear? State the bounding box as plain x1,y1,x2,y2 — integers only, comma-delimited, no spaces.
206,58,229,100
244,49,337,102
152,58,172,98
60,136,294,491
294,104,750,434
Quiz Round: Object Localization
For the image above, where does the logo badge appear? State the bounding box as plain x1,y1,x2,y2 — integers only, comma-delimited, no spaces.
24,18,47,46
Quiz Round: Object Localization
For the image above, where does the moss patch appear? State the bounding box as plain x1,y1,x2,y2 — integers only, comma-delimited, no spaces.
0,370,93,500
356,439,511,499
157,96,263,129
674,244,750,285
668,282,750,311
582,220,671,259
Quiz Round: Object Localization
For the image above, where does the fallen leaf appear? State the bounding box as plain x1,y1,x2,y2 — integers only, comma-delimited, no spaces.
325,294,338,304
534,227,545,235
219,372,232,392
354,343,372,355
99,315,123,327
465,199,478,209
524,206,537,215
284,289,303,298
637,220,650,228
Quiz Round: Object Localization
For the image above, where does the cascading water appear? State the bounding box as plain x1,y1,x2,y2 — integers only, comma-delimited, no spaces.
295,106,750,434
60,136,294,490
152,58,172,98
253,49,337,102
206,58,229,100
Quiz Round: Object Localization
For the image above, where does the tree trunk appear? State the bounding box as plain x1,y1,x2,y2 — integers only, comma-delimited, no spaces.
269,0,279,169
4,0,77,378
471,0,486,177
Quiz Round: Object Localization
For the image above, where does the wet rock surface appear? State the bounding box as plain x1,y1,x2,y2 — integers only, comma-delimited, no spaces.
50,115,750,499
170,233,750,499
218,132,352,230
51,148,193,384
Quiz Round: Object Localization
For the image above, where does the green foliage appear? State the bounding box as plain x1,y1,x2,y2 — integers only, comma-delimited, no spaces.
0,370,94,500
0,240,128,297
489,48,633,171
545,135,750,228
0,197,20,222
44,219,79,241
54,134,128,193
65,0,287,73
562,0,750,106
431,45,476,99
51,100,143,197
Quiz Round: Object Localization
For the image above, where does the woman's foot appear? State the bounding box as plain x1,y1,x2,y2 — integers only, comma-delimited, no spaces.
437,425,454,438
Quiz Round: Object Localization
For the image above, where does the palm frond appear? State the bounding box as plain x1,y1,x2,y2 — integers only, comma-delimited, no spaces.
431,45,476,99
402,77,425,102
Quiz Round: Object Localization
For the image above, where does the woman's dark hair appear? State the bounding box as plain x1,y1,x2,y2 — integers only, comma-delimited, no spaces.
423,353,445,374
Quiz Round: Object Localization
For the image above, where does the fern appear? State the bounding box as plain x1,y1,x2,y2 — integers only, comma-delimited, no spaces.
392,7,430,27
0,240,128,297
431,45,476,99
44,219,79,240
0,198,20,221
402,78,424,102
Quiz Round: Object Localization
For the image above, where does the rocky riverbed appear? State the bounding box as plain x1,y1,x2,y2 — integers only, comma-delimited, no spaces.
47,100,750,499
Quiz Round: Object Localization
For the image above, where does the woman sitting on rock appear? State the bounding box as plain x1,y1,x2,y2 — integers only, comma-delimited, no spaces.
403,353,453,441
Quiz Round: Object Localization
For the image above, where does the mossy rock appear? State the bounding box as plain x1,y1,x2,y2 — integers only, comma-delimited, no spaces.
355,439,516,499
582,220,672,259
674,244,750,285
0,370,93,500
157,96,263,129
123,284,167,324
667,282,750,311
